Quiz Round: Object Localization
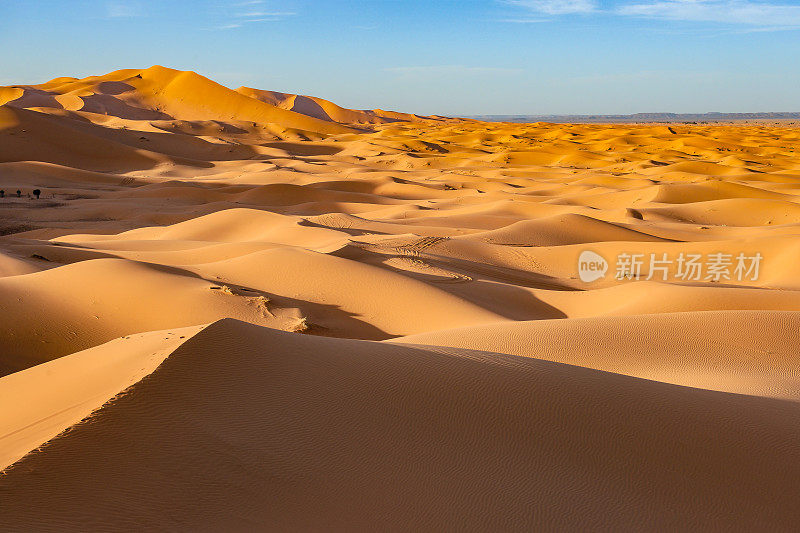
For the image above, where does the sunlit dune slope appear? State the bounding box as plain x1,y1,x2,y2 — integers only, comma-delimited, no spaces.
237,86,435,125
1,66,356,136
0,258,288,376
395,310,800,398
0,65,449,138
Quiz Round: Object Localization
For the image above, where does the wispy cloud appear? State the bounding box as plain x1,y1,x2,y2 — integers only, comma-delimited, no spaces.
105,1,142,18
214,2,296,29
504,0,598,15
235,11,296,18
618,0,800,27
502,0,800,29
498,17,550,22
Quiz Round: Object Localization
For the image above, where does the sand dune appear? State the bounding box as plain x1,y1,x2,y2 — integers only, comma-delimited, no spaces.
0,324,202,470
3,319,800,531
3,66,352,137
395,310,800,398
237,86,432,125
1,67,800,529
458,213,669,245
0,258,293,375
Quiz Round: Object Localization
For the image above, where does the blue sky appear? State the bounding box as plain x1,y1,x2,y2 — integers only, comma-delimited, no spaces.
1,0,799,115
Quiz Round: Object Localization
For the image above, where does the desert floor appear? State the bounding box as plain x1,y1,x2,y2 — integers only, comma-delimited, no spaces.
1,67,800,530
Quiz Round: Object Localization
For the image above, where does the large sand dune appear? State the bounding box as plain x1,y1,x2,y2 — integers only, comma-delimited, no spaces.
1,67,799,529
3,319,800,530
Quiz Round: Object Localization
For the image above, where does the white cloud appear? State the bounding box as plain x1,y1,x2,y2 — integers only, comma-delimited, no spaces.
235,11,296,17
214,4,296,29
498,17,550,22
618,0,800,27
505,0,598,15
503,0,800,28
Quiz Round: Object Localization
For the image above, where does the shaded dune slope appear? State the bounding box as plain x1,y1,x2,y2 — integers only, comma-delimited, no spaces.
2,319,799,531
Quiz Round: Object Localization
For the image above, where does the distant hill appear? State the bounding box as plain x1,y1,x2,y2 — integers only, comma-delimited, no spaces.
471,112,800,124
0,66,446,138
236,87,436,125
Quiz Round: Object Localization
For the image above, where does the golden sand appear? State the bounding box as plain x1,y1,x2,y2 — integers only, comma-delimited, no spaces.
1,67,799,530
